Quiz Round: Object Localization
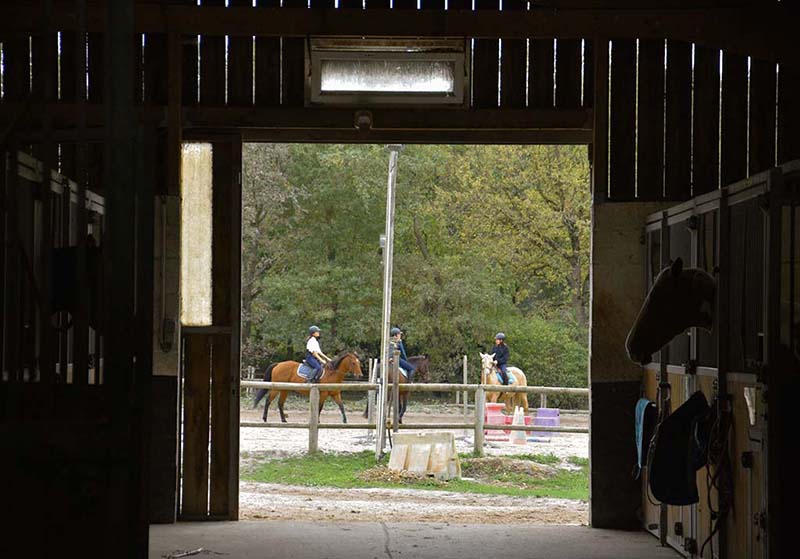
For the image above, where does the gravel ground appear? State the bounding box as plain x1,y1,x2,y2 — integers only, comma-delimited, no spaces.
239,400,589,525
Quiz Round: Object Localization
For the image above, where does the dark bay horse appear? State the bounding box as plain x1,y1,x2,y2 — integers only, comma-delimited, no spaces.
253,352,363,423
362,354,429,422
626,257,716,364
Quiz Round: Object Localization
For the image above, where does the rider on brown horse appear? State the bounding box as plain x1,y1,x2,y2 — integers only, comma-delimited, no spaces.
305,325,331,383
390,327,416,381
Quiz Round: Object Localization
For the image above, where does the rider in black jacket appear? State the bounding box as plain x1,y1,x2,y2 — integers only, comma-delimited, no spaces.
493,332,510,384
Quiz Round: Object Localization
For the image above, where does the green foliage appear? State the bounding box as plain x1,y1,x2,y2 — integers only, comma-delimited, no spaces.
242,144,590,391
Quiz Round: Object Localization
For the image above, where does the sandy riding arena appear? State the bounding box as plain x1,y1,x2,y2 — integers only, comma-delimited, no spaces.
239,399,589,525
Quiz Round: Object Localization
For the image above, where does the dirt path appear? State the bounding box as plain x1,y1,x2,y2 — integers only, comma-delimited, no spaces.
239,482,588,525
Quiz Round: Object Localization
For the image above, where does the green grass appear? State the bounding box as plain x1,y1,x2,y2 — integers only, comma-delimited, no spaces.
243,451,588,500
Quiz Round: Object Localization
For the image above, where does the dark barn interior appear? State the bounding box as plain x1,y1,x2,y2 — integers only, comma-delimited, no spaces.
1,1,798,558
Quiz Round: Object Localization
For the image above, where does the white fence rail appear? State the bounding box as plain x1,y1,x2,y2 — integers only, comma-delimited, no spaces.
241,380,589,455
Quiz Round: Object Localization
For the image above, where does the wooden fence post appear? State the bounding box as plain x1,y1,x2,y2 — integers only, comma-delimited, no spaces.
474,386,485,457
309,385,319,454
462,355,468,420
540,393,548,409
392,347,400,433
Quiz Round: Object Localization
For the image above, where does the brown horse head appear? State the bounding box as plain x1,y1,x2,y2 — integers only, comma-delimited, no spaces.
407,355,430,382
328,352,364,379
626,258,716,365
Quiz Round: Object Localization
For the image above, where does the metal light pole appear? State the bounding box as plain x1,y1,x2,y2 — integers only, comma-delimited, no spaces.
376,144,403,459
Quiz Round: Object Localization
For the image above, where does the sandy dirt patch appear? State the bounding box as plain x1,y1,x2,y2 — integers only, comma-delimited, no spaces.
239,482,588,525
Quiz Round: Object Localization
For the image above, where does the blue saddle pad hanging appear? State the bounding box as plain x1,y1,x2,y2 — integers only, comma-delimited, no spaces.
633,398,657,479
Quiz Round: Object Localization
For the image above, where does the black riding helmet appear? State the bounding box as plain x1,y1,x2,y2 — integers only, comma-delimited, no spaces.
390,327,402,336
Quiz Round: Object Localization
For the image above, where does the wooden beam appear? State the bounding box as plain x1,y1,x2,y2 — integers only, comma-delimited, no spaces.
1,5,793,62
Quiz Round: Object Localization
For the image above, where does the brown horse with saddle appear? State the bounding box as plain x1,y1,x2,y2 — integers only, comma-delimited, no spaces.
253,352,363,423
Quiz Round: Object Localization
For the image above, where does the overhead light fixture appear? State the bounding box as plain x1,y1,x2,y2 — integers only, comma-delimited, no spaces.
308,38,468,107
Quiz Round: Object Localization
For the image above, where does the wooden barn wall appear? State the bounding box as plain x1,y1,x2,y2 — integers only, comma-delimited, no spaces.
596,36,797,204
0,1,595,132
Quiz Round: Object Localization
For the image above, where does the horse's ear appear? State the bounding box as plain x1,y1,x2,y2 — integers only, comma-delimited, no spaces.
490,352,496,359
670,257,683,278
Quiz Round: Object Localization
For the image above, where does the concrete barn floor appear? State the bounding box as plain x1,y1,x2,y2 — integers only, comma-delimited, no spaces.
150,521,680,559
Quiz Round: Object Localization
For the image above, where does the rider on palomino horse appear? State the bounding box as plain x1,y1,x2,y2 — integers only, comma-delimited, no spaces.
493,332,510,384
305,325,331,383
390,327,416,381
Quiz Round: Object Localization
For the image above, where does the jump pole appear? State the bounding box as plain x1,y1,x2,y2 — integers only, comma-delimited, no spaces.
375,144,402,460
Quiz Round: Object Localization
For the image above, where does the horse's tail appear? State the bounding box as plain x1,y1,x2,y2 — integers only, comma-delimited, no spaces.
252,363,276,409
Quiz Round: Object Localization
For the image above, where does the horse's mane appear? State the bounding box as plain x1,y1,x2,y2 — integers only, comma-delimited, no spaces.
327,352,352,370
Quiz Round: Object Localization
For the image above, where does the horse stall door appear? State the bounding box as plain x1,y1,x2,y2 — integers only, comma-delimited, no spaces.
178,138,242,520
1,126,155,556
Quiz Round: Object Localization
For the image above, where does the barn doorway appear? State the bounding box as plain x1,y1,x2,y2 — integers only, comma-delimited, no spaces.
234,142,592,525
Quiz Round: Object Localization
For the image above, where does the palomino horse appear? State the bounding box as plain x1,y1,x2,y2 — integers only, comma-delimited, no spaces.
479,352,529,414
253,352,363,423
362,355,430,420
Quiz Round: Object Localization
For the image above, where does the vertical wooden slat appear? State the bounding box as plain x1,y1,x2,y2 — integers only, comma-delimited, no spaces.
721,52,748,186
31,29,58,105
749,59,777,175
0,151,5,379
2,35,30,102
556,39,582,108
254,0,280,106
210,142,233,515
229,139,242,520
143,26,168,105
72,0,89,386
664,41,691,200
182,333,211,517
472,0,500,109
365,0,391,8
167,33,182,198
133,32,144,105
5,147,21,380
209,334,231,516
87,32,103,104
199,1,226,106
500,0,526,109
393,0,416,9
175,0,198,106
529,39,554,108
592,40,609,201
59,25,78,177
282,0,306,107
609,40,635,201
693,46,720,195
228,0,253,107
134,125,156,542
778,63,800,164
420,0,445,9
637,39,664,201
87,27,104,194
583,40,594,108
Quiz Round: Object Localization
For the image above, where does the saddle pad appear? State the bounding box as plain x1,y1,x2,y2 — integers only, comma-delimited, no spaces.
649,390,710,505
495,371,515,384
633,398,657,479
400,367,408,379
297,362,315,379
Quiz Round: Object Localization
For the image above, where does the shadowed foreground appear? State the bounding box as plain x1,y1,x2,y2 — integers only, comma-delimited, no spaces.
151,521,679,559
